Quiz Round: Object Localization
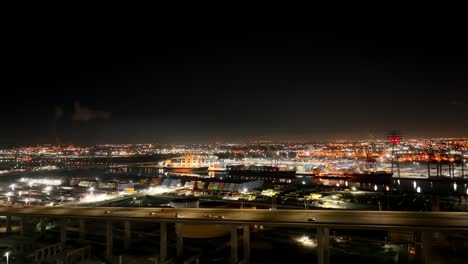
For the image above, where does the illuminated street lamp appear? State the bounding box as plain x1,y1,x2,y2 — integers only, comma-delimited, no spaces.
5,192,12,202
4,251,10,264
416,186,421,193
10,184,15,191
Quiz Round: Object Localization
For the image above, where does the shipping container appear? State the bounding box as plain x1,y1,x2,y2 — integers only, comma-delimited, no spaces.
118,182,134,191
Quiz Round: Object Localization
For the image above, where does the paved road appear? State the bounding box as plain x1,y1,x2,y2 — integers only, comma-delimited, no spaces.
1,207,467,230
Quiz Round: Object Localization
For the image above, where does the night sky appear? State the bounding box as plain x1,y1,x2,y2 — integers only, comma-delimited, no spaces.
6,3,468,145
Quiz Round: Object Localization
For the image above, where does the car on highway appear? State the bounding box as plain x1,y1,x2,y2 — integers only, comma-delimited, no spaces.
174,213,183,218
204,214,225,219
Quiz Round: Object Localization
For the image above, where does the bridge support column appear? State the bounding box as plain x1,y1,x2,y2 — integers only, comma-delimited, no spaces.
317,227,330,264
60,219,67,243
20,217,26,236
39,218,46,235
462,160,464,178
106,220,113,257
398,244,409,264
6,216,12,234
124,221,131,250
243,225,250,263
160,222,167,262
177,232,183,257
422,231,432,264
79,219,86,241
431,196,440,212
230,225,238,264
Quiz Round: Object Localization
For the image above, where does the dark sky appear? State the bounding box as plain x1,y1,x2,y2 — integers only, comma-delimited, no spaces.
5,3,468,145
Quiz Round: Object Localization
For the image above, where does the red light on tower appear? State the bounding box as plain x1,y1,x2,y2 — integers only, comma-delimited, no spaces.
390,137,400,144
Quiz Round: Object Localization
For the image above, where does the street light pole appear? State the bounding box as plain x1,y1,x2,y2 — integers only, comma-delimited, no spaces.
4,251,10,264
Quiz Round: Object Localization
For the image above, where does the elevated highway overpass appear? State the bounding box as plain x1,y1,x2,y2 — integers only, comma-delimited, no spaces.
1,207,467,263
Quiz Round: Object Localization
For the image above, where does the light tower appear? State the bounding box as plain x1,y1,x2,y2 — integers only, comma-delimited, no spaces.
386,131,402,178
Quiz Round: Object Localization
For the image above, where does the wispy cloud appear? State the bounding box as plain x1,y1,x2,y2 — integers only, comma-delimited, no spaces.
54,106,64,120
72,102,111,121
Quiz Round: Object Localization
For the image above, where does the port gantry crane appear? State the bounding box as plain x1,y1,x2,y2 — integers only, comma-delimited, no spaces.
426,142,465,178
364,145,377,172
354,144,377,172
265,144,279,167
386,131,402,178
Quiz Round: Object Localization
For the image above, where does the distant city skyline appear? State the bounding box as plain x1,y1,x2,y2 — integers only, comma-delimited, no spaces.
5,3,468,145
1,137,468,148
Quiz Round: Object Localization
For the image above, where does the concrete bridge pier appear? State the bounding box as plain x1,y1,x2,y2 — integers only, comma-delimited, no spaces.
20,216,36,236
39,218,46,235
124,221,131,250
160,222,167,262
106,220,113,257
317,227,330,264
431,196,440,212
79,219,86,241
60,219,67,243
230,225,238,264
177,232,184,257
421,231,432,264
243,225,250,264
6,216,12,234
20,216,26,236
